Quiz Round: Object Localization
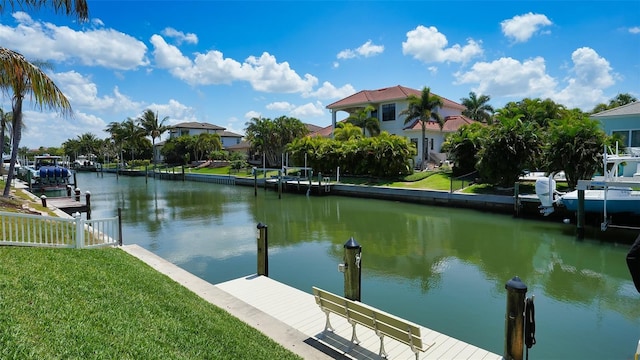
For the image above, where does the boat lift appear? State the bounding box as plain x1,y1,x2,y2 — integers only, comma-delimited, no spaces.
576,145,640,235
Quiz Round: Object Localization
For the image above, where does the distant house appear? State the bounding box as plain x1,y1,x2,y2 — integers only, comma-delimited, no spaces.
154,122,243,163
591,101,640,176
325,85,475,167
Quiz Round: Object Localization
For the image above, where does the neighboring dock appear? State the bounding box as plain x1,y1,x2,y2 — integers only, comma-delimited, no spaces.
121,243,501,360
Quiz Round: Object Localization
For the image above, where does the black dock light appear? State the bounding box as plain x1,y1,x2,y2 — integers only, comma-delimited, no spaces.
342,237,362,301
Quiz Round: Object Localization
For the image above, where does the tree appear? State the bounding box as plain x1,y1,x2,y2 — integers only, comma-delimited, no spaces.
193,133,221,161
333,122,363,141
139,109,169,164
460,91,494,124
399,87,443,169
590,93,638,114
245,116,308,167
476,114,541,187
346,105,380,137
0,0,88,197
105,121,125,164
496,98,564,128
442,122,487,176
543,110,608,189
120,117,148,162
0,109,12,155
0,49,72,197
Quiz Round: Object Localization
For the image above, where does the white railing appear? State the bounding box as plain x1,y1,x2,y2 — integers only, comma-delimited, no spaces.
0,211,120,248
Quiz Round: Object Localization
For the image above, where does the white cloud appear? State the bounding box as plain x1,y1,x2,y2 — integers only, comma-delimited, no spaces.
161,27,198,45
337,40,384,60
266,101,295,111
455,47,617,110
51,71,142,113
402,25,482,64
501,13,552,43
454,56,557,98
151,36,318,93
150,34,192,68
290,101,326,118
305,82,356,100
553,47,616,109
244,110,261,120
629,26,640,34
0,12,148,70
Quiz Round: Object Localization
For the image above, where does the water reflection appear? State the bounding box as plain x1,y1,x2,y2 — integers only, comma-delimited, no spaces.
75,172,639,359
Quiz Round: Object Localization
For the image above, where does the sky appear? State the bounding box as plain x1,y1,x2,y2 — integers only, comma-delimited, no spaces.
1,0,639,149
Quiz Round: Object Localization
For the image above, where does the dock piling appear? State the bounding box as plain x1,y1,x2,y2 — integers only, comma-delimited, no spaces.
342,237,362,301
257,223,269,276
504,276,527,360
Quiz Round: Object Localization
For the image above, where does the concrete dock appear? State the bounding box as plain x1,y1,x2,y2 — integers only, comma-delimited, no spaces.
121,244,502,360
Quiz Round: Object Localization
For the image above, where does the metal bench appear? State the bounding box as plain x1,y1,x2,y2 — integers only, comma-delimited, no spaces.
312,286,432,359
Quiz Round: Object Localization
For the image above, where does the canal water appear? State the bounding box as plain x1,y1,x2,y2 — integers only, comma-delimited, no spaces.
76,172,639,359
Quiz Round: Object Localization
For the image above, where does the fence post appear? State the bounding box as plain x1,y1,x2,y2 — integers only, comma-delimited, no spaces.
504,276,527,360
342,237,362,301
257,223,268,276
40,195,47,208
74,212,83,249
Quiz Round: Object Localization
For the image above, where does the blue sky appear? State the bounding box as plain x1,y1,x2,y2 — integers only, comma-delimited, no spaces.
1,0,639,149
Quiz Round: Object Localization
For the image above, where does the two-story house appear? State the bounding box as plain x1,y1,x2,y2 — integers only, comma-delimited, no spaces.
591,101,640,177
154,122,243,163
325,85,476,167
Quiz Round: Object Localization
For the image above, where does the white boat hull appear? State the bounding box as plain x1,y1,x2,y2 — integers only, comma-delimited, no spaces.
559,189,640,215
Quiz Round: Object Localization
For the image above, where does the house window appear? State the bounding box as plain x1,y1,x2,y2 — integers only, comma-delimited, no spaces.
382,104,395,122
410,138,418,150
370,109,378,120
631,130,640,147
430,138,434,151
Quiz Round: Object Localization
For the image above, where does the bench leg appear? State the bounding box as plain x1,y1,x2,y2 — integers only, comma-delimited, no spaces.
321,310,334,337
348,321,360,347
376,331,388,358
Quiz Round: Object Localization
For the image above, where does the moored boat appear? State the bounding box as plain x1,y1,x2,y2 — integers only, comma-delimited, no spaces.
18,154,72,191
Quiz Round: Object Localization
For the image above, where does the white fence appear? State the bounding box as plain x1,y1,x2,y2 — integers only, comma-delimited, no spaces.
0,211,120,248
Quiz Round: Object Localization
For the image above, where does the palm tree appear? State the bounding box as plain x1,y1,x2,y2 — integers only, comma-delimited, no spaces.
0,109,12,156
399,87,443,170
461,91,494,124
0,49,72,197
105,121,125,165
0,0,89,197
138,109,169,164
346,105,380,137
333,122,363,141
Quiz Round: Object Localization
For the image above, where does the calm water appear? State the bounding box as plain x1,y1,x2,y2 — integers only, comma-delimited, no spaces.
76,172,639,360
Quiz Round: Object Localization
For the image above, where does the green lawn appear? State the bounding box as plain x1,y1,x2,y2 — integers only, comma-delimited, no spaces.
0,247,301,360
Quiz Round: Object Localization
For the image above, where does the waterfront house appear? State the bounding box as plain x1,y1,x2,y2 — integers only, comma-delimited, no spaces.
591,101,640,177
153,122,243,163
325,85,475,167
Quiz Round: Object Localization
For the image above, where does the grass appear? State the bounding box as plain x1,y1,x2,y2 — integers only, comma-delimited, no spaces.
0,247,302,360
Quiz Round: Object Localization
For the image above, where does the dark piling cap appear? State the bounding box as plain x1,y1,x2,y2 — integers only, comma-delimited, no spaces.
344,237,360,249
505,276,528,292
257,223,267,229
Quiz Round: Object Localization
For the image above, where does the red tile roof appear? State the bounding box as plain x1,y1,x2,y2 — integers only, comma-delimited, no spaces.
404,115,479,132
326,85,464,111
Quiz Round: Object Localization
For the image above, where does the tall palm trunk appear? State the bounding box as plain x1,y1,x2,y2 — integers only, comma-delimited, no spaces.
421,123,426,170
3,97,22,197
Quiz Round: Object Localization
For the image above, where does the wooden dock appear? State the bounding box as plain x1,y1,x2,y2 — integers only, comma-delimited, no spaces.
46,196,90,217
216,275,502,360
